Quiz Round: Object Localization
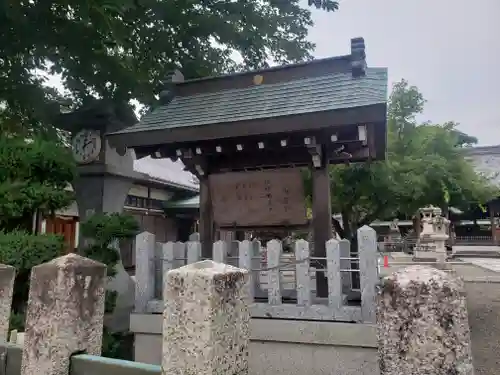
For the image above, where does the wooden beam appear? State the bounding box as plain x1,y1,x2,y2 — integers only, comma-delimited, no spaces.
210,148,312,171
206,141,369,171
199,176,214,258
490,203,497,245
311,166,333,298
217,223,310,231
138,133,372,163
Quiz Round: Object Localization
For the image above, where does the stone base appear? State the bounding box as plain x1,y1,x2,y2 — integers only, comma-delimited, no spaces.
412,255,437,262
414,250,447,263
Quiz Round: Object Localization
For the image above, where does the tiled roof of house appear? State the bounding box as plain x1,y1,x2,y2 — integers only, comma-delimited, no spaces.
133,155,199,191
164,195,200,209
464,146,500,186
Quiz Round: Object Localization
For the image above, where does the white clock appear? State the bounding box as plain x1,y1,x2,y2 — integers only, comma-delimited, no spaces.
72,129,102,164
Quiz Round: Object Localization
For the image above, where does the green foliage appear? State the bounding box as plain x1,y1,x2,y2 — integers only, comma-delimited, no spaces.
0,231,65,330
0,230,65,270
0,134,75,330
80,212,138,279
305,79,498,239
0,136,75,231
101,329,135,360
79,212,139,358
308,0,339,12
0,0,339,134
81,213,140,249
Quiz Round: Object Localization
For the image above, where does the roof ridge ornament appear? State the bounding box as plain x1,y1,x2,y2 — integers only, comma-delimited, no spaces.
159,69,184,105
350,37,367,78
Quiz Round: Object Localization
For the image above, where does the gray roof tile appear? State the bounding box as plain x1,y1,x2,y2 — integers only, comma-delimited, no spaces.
465,146,500,186
116,68,388,135
133,155,199,191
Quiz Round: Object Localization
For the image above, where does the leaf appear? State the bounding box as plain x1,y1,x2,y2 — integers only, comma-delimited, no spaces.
304,79,498,237
0,0,339,135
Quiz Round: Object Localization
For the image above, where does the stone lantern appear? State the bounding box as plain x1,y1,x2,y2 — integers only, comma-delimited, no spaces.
414,206,449,263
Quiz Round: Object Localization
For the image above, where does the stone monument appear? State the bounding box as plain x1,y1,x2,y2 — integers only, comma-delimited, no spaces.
21,254,107,375
0,264,15,341
377,265,473,375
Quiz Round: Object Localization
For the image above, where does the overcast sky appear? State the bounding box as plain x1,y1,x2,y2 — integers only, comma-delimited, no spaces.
306,0,499,145
46,0,498,145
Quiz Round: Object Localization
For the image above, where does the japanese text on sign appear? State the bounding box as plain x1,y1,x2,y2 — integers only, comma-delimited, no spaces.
209,169,307,227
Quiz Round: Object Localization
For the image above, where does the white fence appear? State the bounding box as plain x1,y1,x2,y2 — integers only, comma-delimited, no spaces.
134,225,379,323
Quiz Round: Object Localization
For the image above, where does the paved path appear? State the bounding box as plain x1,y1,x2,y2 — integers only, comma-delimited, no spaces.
459,258,500,273
454,245,500,253
379,250,500,275
453,245,500,273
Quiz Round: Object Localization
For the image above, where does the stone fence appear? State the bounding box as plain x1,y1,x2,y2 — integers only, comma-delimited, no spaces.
0,253,251,375
135,225,379,323
0,236,476,374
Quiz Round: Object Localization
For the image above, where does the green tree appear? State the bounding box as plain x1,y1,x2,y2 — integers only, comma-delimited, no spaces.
0,135,76,327
306,79,497,240
0,136,75,231
1,0,339,136
80,212,139,359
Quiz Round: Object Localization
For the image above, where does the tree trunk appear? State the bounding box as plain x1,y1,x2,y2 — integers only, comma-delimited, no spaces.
341,211,353,241
332,218,345,239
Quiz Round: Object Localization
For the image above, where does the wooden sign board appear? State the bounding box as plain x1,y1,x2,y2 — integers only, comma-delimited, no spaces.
209,168,308,228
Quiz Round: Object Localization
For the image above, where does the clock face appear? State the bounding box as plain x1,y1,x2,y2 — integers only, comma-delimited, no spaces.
72,129,102,164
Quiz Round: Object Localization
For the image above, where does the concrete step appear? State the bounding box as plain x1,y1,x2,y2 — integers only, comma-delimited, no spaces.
451,250,500,258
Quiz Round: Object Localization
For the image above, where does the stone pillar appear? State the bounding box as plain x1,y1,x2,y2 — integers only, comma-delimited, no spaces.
0,265,15,341
377,265,473,375
134,232,156,312
189,232,200,241
21,254,107,375
163,260,250,375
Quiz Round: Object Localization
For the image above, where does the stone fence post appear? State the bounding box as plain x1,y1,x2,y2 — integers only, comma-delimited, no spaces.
0,264,15,341
21,253,107,375
135,231,156,312
377,265,473,375
162,260,251,375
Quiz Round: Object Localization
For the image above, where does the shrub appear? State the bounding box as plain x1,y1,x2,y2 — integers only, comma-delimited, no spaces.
0,230,65,330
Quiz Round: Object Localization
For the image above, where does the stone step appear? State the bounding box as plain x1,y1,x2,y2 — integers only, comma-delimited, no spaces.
451,250,500,259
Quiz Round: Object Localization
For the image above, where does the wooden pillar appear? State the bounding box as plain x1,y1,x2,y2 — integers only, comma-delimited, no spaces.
489,203,496,245
312,166,333,298
235,231,245,241
199,176,214,259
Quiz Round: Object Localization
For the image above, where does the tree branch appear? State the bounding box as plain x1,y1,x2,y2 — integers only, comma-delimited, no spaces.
357,203,391,228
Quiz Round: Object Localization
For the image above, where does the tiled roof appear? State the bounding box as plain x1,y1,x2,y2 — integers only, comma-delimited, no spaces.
114,67,388,135
164,195,200,209
467,154,500,187
133,155,199,191
465,147,500,186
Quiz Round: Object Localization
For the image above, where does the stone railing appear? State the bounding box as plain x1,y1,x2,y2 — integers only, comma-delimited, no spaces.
134,226,379,323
